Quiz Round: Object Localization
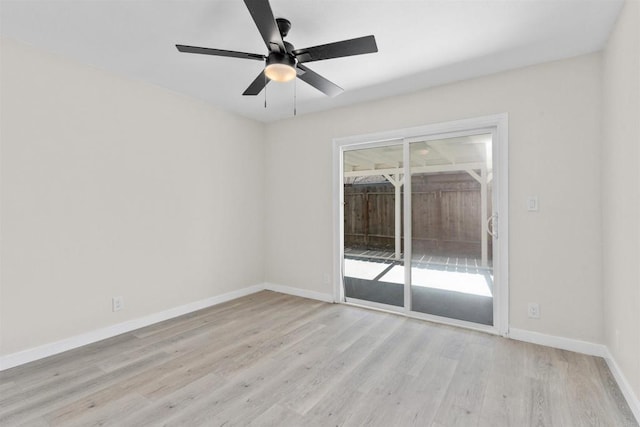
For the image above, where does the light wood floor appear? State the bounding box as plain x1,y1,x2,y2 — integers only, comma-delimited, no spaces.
0,291,636,426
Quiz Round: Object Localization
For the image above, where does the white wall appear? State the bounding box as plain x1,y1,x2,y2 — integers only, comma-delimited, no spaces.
265,53,603,343
602,0,640,402
0,38,265,356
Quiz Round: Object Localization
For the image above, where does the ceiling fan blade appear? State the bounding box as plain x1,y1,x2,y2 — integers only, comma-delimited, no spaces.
176,45,265,61
243,70,270,96
292,35,378,63
243,0,285,53
296,64,343,97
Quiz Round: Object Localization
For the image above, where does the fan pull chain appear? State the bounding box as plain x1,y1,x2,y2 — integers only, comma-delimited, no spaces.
294,77,297,116
264,70,267,108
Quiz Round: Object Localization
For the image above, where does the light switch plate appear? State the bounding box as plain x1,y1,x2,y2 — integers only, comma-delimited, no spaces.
527,196,539,211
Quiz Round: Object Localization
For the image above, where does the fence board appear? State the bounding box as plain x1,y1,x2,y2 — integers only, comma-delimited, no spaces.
344,172,492,258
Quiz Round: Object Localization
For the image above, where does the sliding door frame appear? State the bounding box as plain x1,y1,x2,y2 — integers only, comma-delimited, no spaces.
333,113,509,336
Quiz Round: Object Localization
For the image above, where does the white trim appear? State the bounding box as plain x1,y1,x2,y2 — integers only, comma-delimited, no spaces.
332,139,345,303
508,328,606,357
509,328,640,424
0,282,335,371
263,282,335,303
602,348,640,423
334,114,508,146
0,284,264,371
493,116,509,336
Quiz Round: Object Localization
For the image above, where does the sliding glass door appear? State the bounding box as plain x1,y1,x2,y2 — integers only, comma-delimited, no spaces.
338,119,505,332
343,143,405,307
408,133,494,326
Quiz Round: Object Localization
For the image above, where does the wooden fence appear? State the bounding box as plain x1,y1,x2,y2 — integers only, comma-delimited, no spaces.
344,172,492,258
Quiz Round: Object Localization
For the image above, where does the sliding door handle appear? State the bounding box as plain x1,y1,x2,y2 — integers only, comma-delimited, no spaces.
487,213,498,239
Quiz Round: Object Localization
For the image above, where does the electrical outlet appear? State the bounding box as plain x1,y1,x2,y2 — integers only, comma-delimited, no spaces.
112,296,124,312
527,303,540,319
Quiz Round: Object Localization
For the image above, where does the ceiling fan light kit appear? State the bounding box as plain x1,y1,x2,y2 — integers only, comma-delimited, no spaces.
176,0,378,99
264,52,296,82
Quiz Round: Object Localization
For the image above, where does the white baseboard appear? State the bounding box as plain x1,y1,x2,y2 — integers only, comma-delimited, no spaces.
602,348,640,423
0,282,333,371
262,282,334,303
0,284,264,371
509,328,639,424
508,328,607,357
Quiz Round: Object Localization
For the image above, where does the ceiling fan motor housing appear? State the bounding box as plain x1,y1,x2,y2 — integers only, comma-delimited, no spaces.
276,18,291,38
266,51,295,68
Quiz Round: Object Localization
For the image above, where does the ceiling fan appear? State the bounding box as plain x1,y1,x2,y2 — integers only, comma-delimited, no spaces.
176,0,378,97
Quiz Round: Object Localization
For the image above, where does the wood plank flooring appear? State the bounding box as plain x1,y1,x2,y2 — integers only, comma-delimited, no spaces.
0,291,636,426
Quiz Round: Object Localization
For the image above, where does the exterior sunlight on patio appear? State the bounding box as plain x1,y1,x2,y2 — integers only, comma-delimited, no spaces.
344,258,492,297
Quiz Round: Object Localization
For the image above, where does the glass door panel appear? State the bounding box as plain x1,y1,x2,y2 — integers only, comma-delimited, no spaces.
408,134,494,325
343,144,404,307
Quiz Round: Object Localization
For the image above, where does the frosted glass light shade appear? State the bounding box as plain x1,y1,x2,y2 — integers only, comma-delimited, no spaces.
265,63,296,82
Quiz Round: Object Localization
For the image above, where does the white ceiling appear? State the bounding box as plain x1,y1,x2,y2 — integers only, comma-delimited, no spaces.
0,0,623,123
